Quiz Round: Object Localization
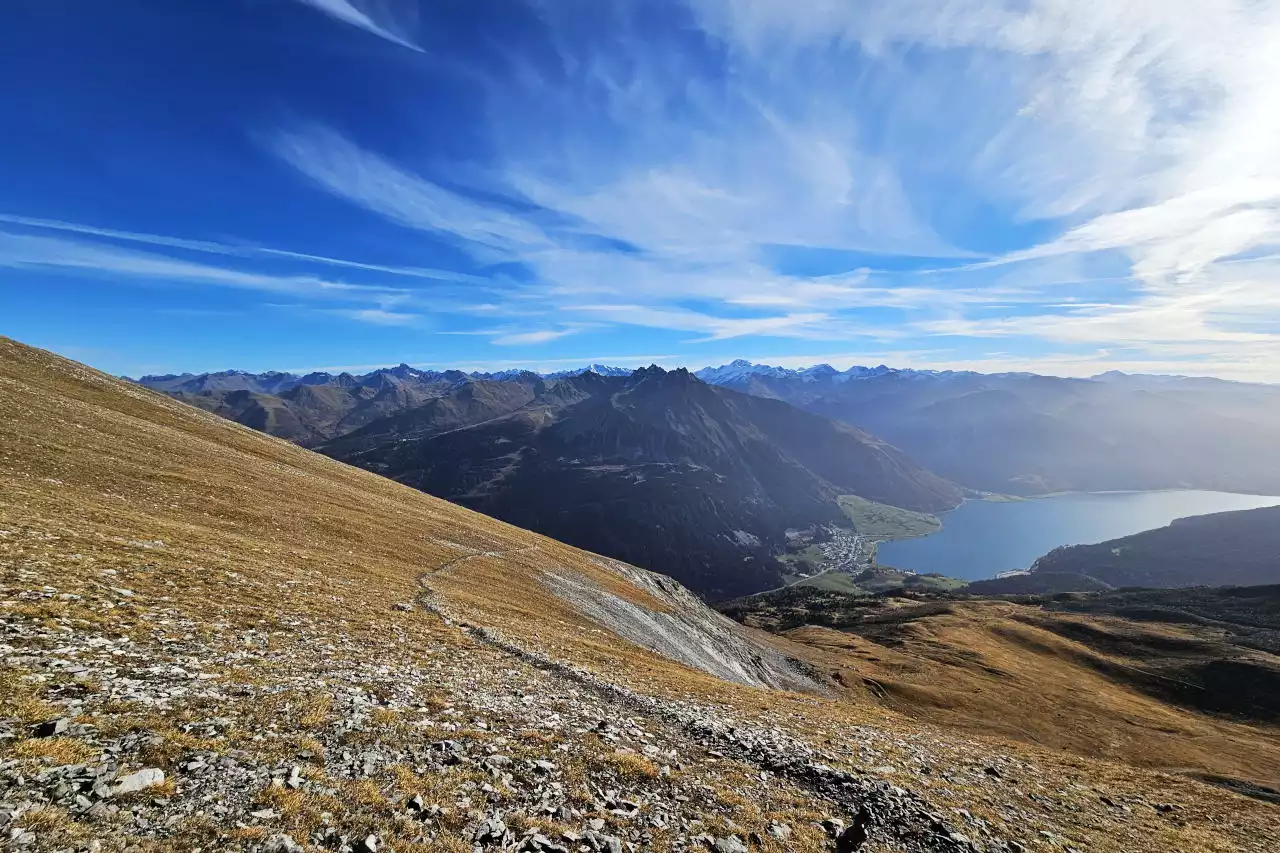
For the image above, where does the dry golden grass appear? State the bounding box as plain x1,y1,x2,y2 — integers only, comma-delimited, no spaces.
370,706,399,726
595,750,661,781
772,600,1280,790
2,336,1278,853
0,670,57,724
12,737,99,765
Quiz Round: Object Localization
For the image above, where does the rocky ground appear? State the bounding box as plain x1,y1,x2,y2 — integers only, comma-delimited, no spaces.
3,339,1277,853
0,544,991,853
4,545,1260,853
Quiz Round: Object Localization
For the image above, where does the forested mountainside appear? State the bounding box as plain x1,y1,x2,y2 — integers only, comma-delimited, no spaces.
697,360,1280,496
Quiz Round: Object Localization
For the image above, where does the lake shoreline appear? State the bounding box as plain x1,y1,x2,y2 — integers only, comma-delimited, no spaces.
876,489,1280,582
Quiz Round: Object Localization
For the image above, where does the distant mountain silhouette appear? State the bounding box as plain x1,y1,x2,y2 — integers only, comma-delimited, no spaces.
696,361,1280,496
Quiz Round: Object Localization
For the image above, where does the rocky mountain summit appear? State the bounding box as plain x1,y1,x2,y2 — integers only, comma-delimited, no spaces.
3,337,1279,853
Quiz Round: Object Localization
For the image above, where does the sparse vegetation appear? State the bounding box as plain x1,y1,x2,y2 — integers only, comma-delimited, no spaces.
4,336,1280,853
12,737,99,765
596,750,660,781
795,566,968,595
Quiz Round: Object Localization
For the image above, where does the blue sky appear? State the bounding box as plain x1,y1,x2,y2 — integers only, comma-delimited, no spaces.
2,0,1278,380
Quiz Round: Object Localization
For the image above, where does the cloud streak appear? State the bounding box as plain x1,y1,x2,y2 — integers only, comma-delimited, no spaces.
0,230,406,300
292,0,422,51
0,213,486,284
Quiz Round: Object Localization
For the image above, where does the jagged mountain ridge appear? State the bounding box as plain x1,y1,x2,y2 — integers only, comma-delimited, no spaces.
172,374,543,448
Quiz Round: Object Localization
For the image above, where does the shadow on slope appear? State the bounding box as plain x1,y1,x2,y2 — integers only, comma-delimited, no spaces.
721,587,1280,793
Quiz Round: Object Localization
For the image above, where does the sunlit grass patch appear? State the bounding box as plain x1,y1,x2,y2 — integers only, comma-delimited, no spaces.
594,749,659,781
11,737,99,765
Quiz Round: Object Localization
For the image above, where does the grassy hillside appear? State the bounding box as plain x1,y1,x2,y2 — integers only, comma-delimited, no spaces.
722,586,1280,796
837,494,942,541
1024,585,1280,656
3,338,1279,853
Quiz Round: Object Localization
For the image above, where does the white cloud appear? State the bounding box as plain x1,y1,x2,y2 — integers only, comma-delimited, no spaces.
0,230,405,300
292,0,421,51
0,213,488,284
261,0,1280,375
573,304,846,342
268,123,930,342
329,307,422,326
489,328,578,346
272,124,550,262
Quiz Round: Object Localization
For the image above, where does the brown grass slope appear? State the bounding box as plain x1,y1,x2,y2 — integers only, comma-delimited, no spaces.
1,337,1278,852
749,600,1280,790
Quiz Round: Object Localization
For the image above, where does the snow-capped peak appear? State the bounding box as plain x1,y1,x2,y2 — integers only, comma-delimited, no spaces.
542,364,633,379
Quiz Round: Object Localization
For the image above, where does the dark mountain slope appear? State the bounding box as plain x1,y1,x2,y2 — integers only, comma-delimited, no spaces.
324,367,961,599
1021,505,1280,590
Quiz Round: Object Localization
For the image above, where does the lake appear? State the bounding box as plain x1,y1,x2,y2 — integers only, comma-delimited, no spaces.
875,490,1280,581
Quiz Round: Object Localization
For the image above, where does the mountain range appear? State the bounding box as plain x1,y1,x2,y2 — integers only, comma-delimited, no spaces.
134,363,961,599
694,360,1280,496
12,336,1280,852
132,358,1280,596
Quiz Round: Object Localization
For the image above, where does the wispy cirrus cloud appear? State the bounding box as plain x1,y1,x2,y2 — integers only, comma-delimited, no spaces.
260,0,1279,376
271,124,552,263
572,305,841,342
489,328,578,346
0,213,486,284
0,230,403,300
327,307,423,326
0,227,442,328
266,120,986,346
292,0,422,52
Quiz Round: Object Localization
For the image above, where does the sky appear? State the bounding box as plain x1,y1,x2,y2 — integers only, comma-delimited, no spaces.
2,0,1279,381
